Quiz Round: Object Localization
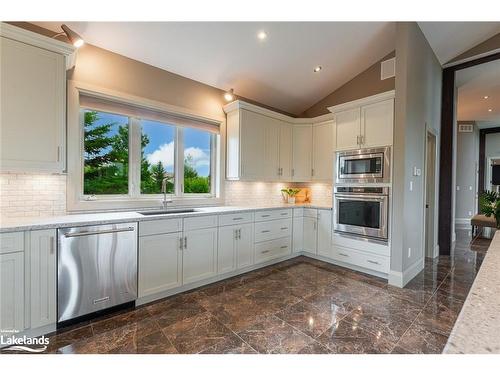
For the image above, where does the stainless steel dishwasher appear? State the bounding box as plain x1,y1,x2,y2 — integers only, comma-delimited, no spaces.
57,222,138,323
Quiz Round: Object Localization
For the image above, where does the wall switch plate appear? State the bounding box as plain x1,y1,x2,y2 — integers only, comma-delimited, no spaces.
413,167,421,176
409,181,413,191
456,186,460,191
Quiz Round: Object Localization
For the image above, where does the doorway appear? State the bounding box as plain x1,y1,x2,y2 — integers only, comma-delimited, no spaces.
425,131,437,258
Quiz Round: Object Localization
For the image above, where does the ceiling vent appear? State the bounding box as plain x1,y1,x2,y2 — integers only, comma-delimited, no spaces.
380,57,395,80
458,124,474,133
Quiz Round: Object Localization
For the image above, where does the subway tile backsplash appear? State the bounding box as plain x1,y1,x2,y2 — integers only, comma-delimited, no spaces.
0,173,66,219
0,173,332,219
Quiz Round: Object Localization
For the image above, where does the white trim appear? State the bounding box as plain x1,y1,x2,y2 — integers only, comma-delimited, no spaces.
0,22,76,70
327,90,395,114
455,218,472,226
66,80,225,212
223,100,334,124
303,252,388,279
388,258,424,287
443,48,500,69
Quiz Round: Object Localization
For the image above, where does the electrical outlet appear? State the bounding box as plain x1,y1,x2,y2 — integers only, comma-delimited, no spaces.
409,181,413,191
408,248,411,258
468,211,472,216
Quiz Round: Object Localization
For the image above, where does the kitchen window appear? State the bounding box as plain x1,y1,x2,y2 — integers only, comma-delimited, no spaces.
69,84,222,211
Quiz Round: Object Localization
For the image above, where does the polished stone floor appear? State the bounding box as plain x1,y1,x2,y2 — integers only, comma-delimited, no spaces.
42,230,489,354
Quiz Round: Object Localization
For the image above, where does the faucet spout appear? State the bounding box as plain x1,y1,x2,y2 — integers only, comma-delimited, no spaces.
161,176,173,210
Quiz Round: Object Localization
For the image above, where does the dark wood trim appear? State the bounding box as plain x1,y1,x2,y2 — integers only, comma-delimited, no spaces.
478,127,500,211
438,51,500,255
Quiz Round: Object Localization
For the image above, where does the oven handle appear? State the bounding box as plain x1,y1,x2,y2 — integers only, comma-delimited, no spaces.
334,194,387,201
63,227,135,238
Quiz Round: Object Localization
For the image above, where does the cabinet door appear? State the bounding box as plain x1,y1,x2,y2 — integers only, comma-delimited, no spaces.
240,109,266,179
264,117,281,180
236,223,254,269
139,232,183,298
335,108,361,151
0,37,65,173
279,124,293,180
292,216,304,253
312,120,334,181
0,252,24,333
317,210,332,258
303,217,317,255
361,99,394,148
292,125,313,181
30,230,57,329
183,227,217,284
218,226,237,274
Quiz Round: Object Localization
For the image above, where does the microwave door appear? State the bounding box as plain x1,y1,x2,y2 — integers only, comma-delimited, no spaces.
339,154,384,180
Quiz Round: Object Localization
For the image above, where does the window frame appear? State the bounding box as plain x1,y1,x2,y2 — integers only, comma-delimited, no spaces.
67,81,225,212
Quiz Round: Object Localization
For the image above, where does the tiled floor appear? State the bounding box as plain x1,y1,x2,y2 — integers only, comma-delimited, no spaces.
42,230,489,354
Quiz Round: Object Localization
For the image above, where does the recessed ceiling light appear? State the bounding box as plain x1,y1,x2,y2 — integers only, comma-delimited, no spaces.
313,66,322,73
488,109,493,112
257,31,267,41
484,95,489,99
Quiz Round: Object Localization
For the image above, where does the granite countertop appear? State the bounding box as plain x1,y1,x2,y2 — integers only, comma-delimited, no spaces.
444,231,500,354
0,203,332,233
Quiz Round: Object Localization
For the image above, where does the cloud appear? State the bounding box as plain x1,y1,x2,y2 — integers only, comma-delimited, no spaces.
184,147,210,168
146,141,175,167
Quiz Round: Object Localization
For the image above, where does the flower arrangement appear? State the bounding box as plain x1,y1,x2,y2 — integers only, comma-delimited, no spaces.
281,188,301,204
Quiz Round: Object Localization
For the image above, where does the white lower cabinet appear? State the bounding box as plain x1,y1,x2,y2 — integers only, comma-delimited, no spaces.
218,223,254,274
303,216,317,255
182,227,217,284
29,230,57,329
331,247,389,274
255,237,291,264
139,232,183,298
317,210,332,258
0,251,24,333
292,216,303,253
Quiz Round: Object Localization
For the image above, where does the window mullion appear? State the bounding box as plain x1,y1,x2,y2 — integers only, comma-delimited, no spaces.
129,117,142,199
175,127,185,198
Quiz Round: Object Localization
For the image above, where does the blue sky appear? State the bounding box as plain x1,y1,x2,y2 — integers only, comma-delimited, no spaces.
86,111,210,176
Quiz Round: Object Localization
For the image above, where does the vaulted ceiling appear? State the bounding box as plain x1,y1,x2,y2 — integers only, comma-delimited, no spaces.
34,22,396,115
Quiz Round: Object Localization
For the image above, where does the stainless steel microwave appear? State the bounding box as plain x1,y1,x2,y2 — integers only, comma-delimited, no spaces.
336,146,391,184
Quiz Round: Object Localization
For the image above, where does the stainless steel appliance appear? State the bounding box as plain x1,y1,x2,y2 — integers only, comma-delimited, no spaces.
336,146,391,184
333,186,389,241
57,223,138,323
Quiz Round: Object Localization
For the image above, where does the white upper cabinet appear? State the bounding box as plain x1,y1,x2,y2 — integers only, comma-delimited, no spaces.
292,125,313,181
224,101,333,182
0,23,75,173
334,108,361,151
361,99,394,148
312,120,334,181
329,91,395,151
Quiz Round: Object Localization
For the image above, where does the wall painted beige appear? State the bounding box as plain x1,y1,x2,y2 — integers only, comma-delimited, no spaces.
447,32,500,65
390,22,442,285
300,51,395,117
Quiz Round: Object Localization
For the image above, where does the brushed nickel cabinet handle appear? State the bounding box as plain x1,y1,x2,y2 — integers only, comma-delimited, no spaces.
280,212,288,216
261,230,270,233
238,229,242,240
261,250,270,254
179,237,184,250
261,214,270,218
280,227,288,230
234,229,238,240
338,252,349,257
280,245,288,249
50,236,55,255
184,236,187,249
367,260,380,265
232,217,243,221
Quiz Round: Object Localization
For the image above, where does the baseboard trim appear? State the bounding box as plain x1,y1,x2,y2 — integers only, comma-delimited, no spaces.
388,258,424,288
455,218,471,227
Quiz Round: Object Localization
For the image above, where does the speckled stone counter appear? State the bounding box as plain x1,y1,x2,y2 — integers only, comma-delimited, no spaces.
444,231,500,353
0,203,332,233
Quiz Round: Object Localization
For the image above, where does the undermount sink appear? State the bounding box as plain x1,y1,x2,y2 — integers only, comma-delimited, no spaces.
137,209,197,216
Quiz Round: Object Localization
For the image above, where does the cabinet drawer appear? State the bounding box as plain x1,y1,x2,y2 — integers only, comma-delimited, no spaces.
303,208,317,218
255,209,291,222
0,232,24,254
139,219,182,236
331,247,389,274
219,212,254,226
183,215,218,231
255,237,291,264
254,219,292,243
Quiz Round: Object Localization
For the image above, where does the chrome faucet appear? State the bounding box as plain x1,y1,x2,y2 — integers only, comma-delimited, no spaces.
161,176,173,210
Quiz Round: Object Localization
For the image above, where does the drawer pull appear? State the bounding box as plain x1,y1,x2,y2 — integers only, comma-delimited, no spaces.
261,250,271,254
261,214,270,218
232,217,243,221
261,230,270,233
280,213,288,216
280,227,288,230
280,245,288,249
367,260,380,265
338,252,349,257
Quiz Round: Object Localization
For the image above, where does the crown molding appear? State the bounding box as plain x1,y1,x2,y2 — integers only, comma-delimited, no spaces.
223,100,333,124
327,90,395,114
0,22,76,70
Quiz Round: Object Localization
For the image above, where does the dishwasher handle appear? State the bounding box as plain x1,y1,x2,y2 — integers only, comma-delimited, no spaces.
63,226,136,238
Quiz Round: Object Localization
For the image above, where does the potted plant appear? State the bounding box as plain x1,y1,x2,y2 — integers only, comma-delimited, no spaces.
479,190,500,227
281,188,301,204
